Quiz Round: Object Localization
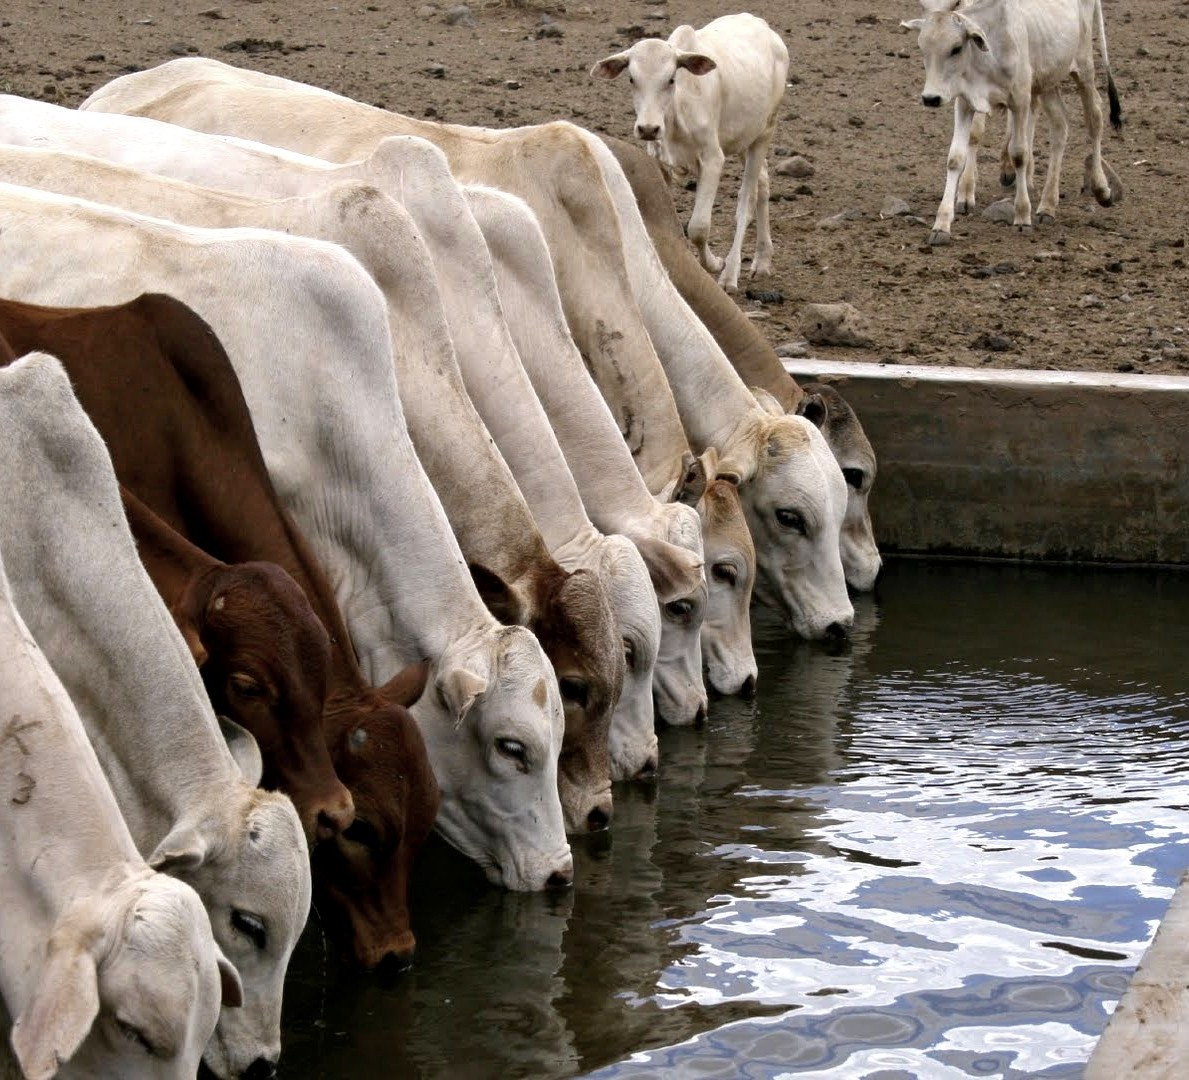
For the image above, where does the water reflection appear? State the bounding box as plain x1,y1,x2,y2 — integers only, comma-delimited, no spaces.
280,562,1189,1078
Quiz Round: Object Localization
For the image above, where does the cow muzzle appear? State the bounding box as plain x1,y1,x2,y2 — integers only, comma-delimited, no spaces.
921,94,943,108
635,123,661,142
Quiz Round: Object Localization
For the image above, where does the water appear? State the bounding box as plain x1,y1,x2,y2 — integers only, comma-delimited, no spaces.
279,561,1189,1078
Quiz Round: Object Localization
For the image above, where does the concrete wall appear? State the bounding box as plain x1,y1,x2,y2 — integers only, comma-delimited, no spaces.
785,361,1189,566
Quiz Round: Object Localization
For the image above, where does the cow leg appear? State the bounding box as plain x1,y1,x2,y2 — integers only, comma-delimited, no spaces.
956,110,985,215
929,97,977,246
688,145,726,277
720,141,767,290
1036,90,1068,223
1007,100,1033,233
1072,64,1114,206
750,155,774,279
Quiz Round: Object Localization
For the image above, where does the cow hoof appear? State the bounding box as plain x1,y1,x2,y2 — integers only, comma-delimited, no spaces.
1083,154,1124,206
703,252,724,275
1000,170,1016,188
956,199,975,216
1036,211,1056,225
1014,223,1033,235
927,229,952,246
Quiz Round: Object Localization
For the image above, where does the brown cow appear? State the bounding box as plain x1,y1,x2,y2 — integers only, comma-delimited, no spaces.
0,293,440,970
601,135,883,593
119,484,352,840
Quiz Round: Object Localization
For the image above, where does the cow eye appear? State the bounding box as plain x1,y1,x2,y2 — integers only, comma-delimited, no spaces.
664,599,694,621
118,1021,157,1057
622,637,637,671
229,672,266,699
668,75,675,86
841,468,865,491
231,909,268,951
496,738,529,772
342,816,381,851
775,508,808,535
558,676,590,710
711,562,738,586
950,43,963,56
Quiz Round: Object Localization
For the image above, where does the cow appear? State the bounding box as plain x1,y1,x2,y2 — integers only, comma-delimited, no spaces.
0,179,572,902
600,134,883,595
0,347,308,1080
901,0,1122,245
461,182,758,702
0,140,623,833
0,482,239,1079
0,291,354,846
77,60,850,641
0,287,440,973
590,13,790,292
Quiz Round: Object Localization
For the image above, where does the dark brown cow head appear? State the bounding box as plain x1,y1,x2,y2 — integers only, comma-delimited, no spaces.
471,562,624,835
180,560,356,843
313,660,440,970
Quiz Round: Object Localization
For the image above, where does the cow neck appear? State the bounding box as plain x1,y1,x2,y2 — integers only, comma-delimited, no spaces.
587,133,763,454
466,181,667,540
606,136,803,412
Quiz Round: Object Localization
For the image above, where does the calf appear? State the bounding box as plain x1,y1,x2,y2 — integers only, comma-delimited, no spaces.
0,293,353,846
0,289,437,973
591,13,789,292
0,350,308,1080
0,492,238,1080
901,0,1122,245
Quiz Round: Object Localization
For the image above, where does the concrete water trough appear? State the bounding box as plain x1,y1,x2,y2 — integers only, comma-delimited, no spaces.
784,360,1189,566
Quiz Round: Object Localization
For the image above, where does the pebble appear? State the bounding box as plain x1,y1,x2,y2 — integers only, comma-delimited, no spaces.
445,5,475,27
1079,294,1106,309
774,340,812,359
879,195,912,218
800,302,874,347
982,198,1016,224
971,333,1013,352
817,208,864,230
536,16,563,38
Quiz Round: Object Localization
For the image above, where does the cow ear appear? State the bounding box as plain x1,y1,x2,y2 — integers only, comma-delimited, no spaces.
11,940,100,1080
436,666,487,723
796,392,829,429
148,825,209,874
218,714,264,787
634,536,704,604
676,52,717,76
968,28,989,51
590,53,630,79
379,659,432,710
469,563,530,626
670,451,707,507
216,947,244,1009
715,439,756,487
900,17,925,31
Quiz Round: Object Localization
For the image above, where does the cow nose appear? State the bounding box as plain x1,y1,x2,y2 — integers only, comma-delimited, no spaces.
633,755,659,781
825,621,851,642
636,124,660,141
740,673,757,699
546,867,574,890
587,804,611,832
921,94,942,108
241,1058,277,1080
693,702,708,727
375,950,415,982
315,796,356,841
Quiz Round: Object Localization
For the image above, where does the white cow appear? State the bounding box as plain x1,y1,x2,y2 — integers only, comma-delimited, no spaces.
0,179,573,895
0,347,306,1080
78,59,849,642
901,0,1121,245
590,13,790,291
0,407,237,1079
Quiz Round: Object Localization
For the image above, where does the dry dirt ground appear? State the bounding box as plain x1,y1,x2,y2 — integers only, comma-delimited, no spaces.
2,0,1188,375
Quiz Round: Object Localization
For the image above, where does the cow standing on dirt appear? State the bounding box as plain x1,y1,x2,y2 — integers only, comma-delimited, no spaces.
901,0,1122,246
590,12,789,292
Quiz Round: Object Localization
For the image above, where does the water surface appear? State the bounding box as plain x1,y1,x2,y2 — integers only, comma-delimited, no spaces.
281,561,1189,1078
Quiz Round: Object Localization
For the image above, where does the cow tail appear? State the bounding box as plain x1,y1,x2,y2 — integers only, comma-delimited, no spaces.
1096,0,1123,131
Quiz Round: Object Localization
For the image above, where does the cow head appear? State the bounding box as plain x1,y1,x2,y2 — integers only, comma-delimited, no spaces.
796,384,882,593
694,450,759,697
312,660,441,971
716,412,854,640
12,872,238,1080
180,560,356,845
473,562,621,834
408,619,573,892
901,6,994,113
147,780,310,1080
591,38,718,145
